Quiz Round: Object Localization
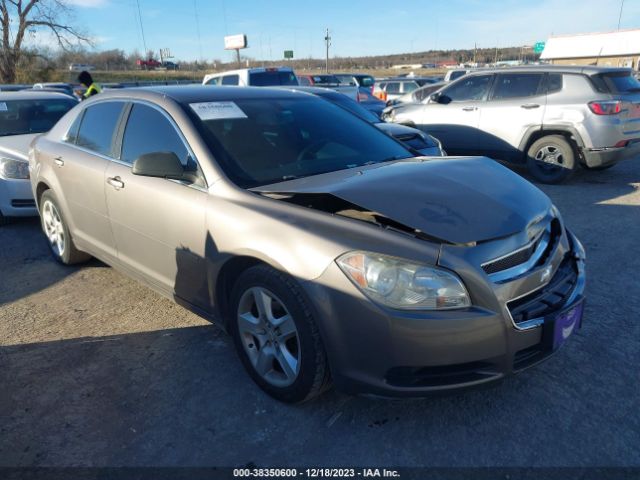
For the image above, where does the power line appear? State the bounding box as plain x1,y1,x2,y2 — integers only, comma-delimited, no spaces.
135,0,148,55
193,0,204,61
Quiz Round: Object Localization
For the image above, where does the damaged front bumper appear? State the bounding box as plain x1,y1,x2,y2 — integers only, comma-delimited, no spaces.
300,229,586,397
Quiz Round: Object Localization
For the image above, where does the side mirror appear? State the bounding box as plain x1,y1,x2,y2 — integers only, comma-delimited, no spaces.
132,151,184,179
430,92,451,104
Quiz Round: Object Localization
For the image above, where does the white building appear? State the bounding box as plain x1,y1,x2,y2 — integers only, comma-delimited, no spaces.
540,29,640,69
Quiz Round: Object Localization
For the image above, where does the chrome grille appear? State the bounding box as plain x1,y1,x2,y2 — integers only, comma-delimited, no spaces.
482,219,561,282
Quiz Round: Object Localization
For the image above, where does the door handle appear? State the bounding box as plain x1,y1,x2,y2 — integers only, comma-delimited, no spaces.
462,106,478,111
53,157,64,167
107,176,124,190
521,103,540,109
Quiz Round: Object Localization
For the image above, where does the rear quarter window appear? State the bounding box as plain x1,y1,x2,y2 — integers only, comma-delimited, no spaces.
592,72,640,93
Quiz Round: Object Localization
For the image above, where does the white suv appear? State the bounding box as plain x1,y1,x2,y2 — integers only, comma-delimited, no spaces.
384,66,640,183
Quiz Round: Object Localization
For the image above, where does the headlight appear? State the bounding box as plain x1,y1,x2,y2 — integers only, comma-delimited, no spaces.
0,157,29,179
336,252,470,310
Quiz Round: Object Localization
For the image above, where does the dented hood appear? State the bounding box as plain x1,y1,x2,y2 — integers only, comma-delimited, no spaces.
254,157,552,245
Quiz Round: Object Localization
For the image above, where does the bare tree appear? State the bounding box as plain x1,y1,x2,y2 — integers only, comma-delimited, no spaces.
0,0,90,83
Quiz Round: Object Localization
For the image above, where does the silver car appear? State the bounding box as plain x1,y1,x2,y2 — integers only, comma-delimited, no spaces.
30,86,586,402
385,66,640,183
0,91,77,225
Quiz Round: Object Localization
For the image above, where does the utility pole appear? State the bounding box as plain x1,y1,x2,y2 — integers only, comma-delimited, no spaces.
324,28,331,73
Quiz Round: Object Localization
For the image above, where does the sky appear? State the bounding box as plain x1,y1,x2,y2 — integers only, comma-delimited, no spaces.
47,0,640,62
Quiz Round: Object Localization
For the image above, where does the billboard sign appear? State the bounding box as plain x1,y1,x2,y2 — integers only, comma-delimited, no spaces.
224,34,247,50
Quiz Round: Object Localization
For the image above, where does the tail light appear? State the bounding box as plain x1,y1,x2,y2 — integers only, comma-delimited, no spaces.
588,100,622,115
357,91,368,102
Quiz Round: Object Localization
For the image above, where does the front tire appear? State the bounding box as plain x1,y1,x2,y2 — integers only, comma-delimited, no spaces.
526,135,576,184
40,190,90,265
230,265,331,403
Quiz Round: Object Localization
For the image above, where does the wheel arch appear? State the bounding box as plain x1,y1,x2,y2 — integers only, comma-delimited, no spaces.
214,255,278,328
520,126,585,161
35,181,51,208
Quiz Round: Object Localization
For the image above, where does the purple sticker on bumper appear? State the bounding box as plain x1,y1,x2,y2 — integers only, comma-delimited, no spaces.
552,301,583,350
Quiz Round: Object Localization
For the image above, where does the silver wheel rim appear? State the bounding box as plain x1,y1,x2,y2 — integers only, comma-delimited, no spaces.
237,287,301,387
42,199,65,257
534,144,567,169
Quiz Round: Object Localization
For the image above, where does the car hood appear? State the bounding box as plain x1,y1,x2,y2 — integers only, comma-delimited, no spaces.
0,133,39,160
254,157,551,245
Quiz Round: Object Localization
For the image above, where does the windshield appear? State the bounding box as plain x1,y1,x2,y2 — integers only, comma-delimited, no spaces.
320,92,380,123
186,97,411,188
0,98,76,136
249,71,299,86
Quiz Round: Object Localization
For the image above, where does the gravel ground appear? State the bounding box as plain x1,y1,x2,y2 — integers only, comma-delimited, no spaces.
1,160,639,468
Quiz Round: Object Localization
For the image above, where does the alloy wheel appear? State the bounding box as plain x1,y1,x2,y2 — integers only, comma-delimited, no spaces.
42,199,65,257
236,287,301,387
534,144,566,170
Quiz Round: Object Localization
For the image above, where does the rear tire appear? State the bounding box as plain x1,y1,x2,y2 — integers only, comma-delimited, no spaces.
526,135,576,184
40,190,91,265
230,265,331,403
0,211,7,226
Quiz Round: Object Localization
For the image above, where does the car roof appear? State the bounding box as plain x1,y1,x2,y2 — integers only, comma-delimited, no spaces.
463,65,632,76
276,85,344,98
95,85,314,104
0,90,76,100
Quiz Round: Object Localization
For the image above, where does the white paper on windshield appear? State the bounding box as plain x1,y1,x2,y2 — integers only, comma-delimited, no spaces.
0,102,7,111
190,101,247,120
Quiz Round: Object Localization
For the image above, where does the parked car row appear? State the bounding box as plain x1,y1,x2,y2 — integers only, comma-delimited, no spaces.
382,65,640,183
27,85,587,403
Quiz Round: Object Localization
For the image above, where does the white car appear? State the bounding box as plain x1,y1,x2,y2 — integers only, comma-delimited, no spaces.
0,91,77,225
202,67,298,87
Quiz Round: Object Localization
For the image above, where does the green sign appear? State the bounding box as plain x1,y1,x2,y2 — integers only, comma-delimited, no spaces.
533,42,546,54
284,50,294,59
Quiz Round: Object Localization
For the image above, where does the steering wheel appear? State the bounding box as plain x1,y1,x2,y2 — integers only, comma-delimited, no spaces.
296,139,330,163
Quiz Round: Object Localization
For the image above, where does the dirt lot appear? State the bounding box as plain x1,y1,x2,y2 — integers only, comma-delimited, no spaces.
1,160,639,468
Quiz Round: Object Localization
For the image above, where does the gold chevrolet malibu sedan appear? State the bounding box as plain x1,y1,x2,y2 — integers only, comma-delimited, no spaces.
29,87,586,402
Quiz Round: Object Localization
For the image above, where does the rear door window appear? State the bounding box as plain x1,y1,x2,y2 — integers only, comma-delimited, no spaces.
546,73,563,93
491,73,544,100
222,75,239,86
75,102,125,157
386,82,401,94
402,82,418,93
